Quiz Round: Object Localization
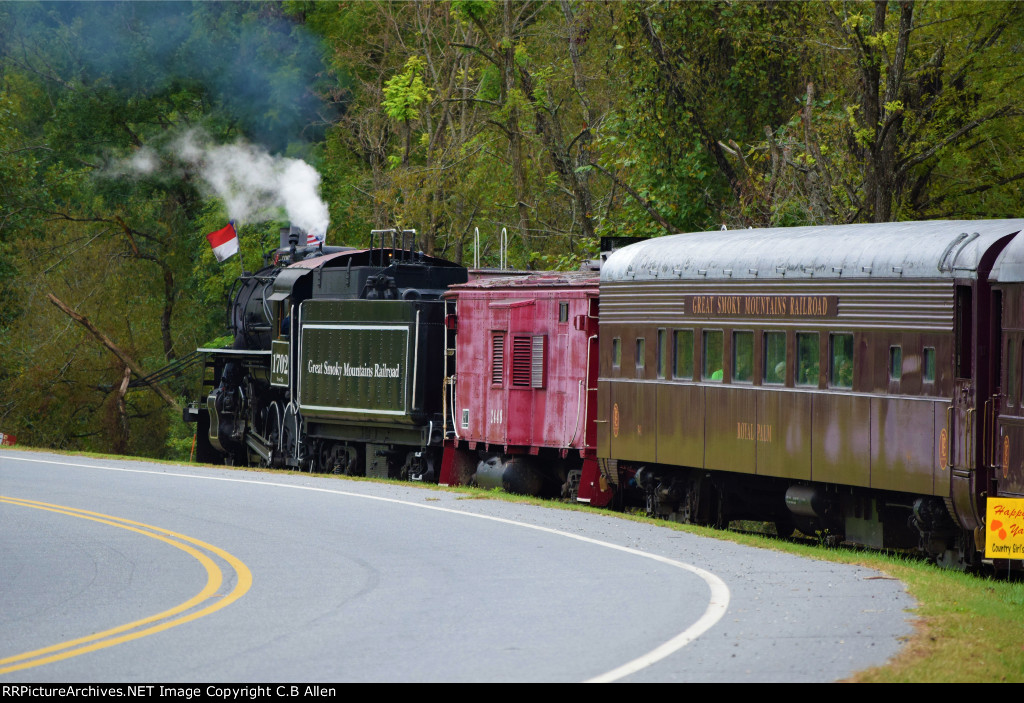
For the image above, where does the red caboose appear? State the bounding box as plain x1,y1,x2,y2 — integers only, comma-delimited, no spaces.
439,272,613,505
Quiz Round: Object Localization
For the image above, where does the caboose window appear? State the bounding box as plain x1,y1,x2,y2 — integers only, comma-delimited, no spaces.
830,333,854,388
764,331,786,385
733,331,753,383
703,330,723,381
558,301,569,323
673,329,694,379
889,346,903,381
796,333,819,386
923,347,936,384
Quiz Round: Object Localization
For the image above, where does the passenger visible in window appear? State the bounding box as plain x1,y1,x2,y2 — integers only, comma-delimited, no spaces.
796,332,819,386
703,330,723,381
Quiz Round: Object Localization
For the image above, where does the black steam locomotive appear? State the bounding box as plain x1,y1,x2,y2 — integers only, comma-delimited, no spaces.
185,227,467,480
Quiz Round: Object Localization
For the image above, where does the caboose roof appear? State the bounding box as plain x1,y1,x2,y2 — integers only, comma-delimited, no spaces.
601,219,1024,282
447,270,599,293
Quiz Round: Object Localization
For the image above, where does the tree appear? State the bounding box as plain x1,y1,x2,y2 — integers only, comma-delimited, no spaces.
0,1,329,454
723,1,1024,225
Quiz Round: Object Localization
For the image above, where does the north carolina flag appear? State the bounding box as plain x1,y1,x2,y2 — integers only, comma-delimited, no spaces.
206,222,238,262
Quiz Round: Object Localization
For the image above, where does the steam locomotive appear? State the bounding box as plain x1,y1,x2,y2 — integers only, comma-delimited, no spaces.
187,227,466,480
187,220,1024,570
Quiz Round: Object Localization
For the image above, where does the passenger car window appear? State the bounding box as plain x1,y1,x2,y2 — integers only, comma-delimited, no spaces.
733,331,753,383
636,338,646,372
890,346,903,381
796,332,819,387
612,337,621,367
764,331,786,385
830,333,854,388
923,347,936,384
703,330,723,381
674,329,694,379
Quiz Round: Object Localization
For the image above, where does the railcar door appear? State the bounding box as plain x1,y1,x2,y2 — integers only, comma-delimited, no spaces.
950,280,996,532
996,286,1024,497
951,284,975,471
485,307,510,447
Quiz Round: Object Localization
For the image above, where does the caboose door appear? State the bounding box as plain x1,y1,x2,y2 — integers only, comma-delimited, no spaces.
485,307,510,447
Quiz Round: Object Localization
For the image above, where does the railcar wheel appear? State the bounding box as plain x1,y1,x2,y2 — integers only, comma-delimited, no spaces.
318,443,362,476
562,469,582,501
935,531,978,572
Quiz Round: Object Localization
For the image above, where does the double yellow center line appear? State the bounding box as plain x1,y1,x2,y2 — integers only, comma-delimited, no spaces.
0,496,252,675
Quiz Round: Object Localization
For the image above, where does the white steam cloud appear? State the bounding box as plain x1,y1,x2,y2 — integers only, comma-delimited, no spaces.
117,129,330,238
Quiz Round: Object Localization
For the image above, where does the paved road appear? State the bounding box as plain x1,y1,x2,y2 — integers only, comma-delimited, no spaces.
0,450,915,682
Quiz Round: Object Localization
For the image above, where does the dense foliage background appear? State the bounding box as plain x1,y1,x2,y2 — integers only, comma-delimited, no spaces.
1,1,1021,458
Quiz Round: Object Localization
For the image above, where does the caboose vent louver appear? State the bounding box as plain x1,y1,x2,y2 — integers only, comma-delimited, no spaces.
491,333,505,385
512,336,532,386
511,335,545,388
532,336,545,388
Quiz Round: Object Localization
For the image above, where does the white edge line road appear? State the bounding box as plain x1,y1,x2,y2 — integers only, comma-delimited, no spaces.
1,454,732,683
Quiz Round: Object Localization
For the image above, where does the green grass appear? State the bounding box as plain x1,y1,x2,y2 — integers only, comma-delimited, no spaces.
4,445,1022,682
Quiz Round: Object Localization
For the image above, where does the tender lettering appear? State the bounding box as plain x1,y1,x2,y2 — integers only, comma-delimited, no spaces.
306,360,401,378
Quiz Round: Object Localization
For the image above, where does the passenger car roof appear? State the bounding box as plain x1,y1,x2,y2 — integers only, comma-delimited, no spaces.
601,220,1024,282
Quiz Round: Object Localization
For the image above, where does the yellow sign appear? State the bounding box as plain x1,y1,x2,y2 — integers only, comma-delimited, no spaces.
984,497,1024,559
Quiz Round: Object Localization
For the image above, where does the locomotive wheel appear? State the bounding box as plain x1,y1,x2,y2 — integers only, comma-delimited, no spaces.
281,406,304,469
261,401,283,468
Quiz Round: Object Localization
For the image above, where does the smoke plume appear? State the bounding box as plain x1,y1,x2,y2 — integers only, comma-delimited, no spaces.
119,130,330,237
176,131,329,237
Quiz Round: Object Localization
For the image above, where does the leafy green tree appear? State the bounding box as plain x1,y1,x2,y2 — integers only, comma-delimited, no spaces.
722,1,1024,224
602,1,817,232
0,1,329,455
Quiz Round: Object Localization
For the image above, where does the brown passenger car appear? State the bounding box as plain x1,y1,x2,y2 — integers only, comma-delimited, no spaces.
598,220,1024,567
